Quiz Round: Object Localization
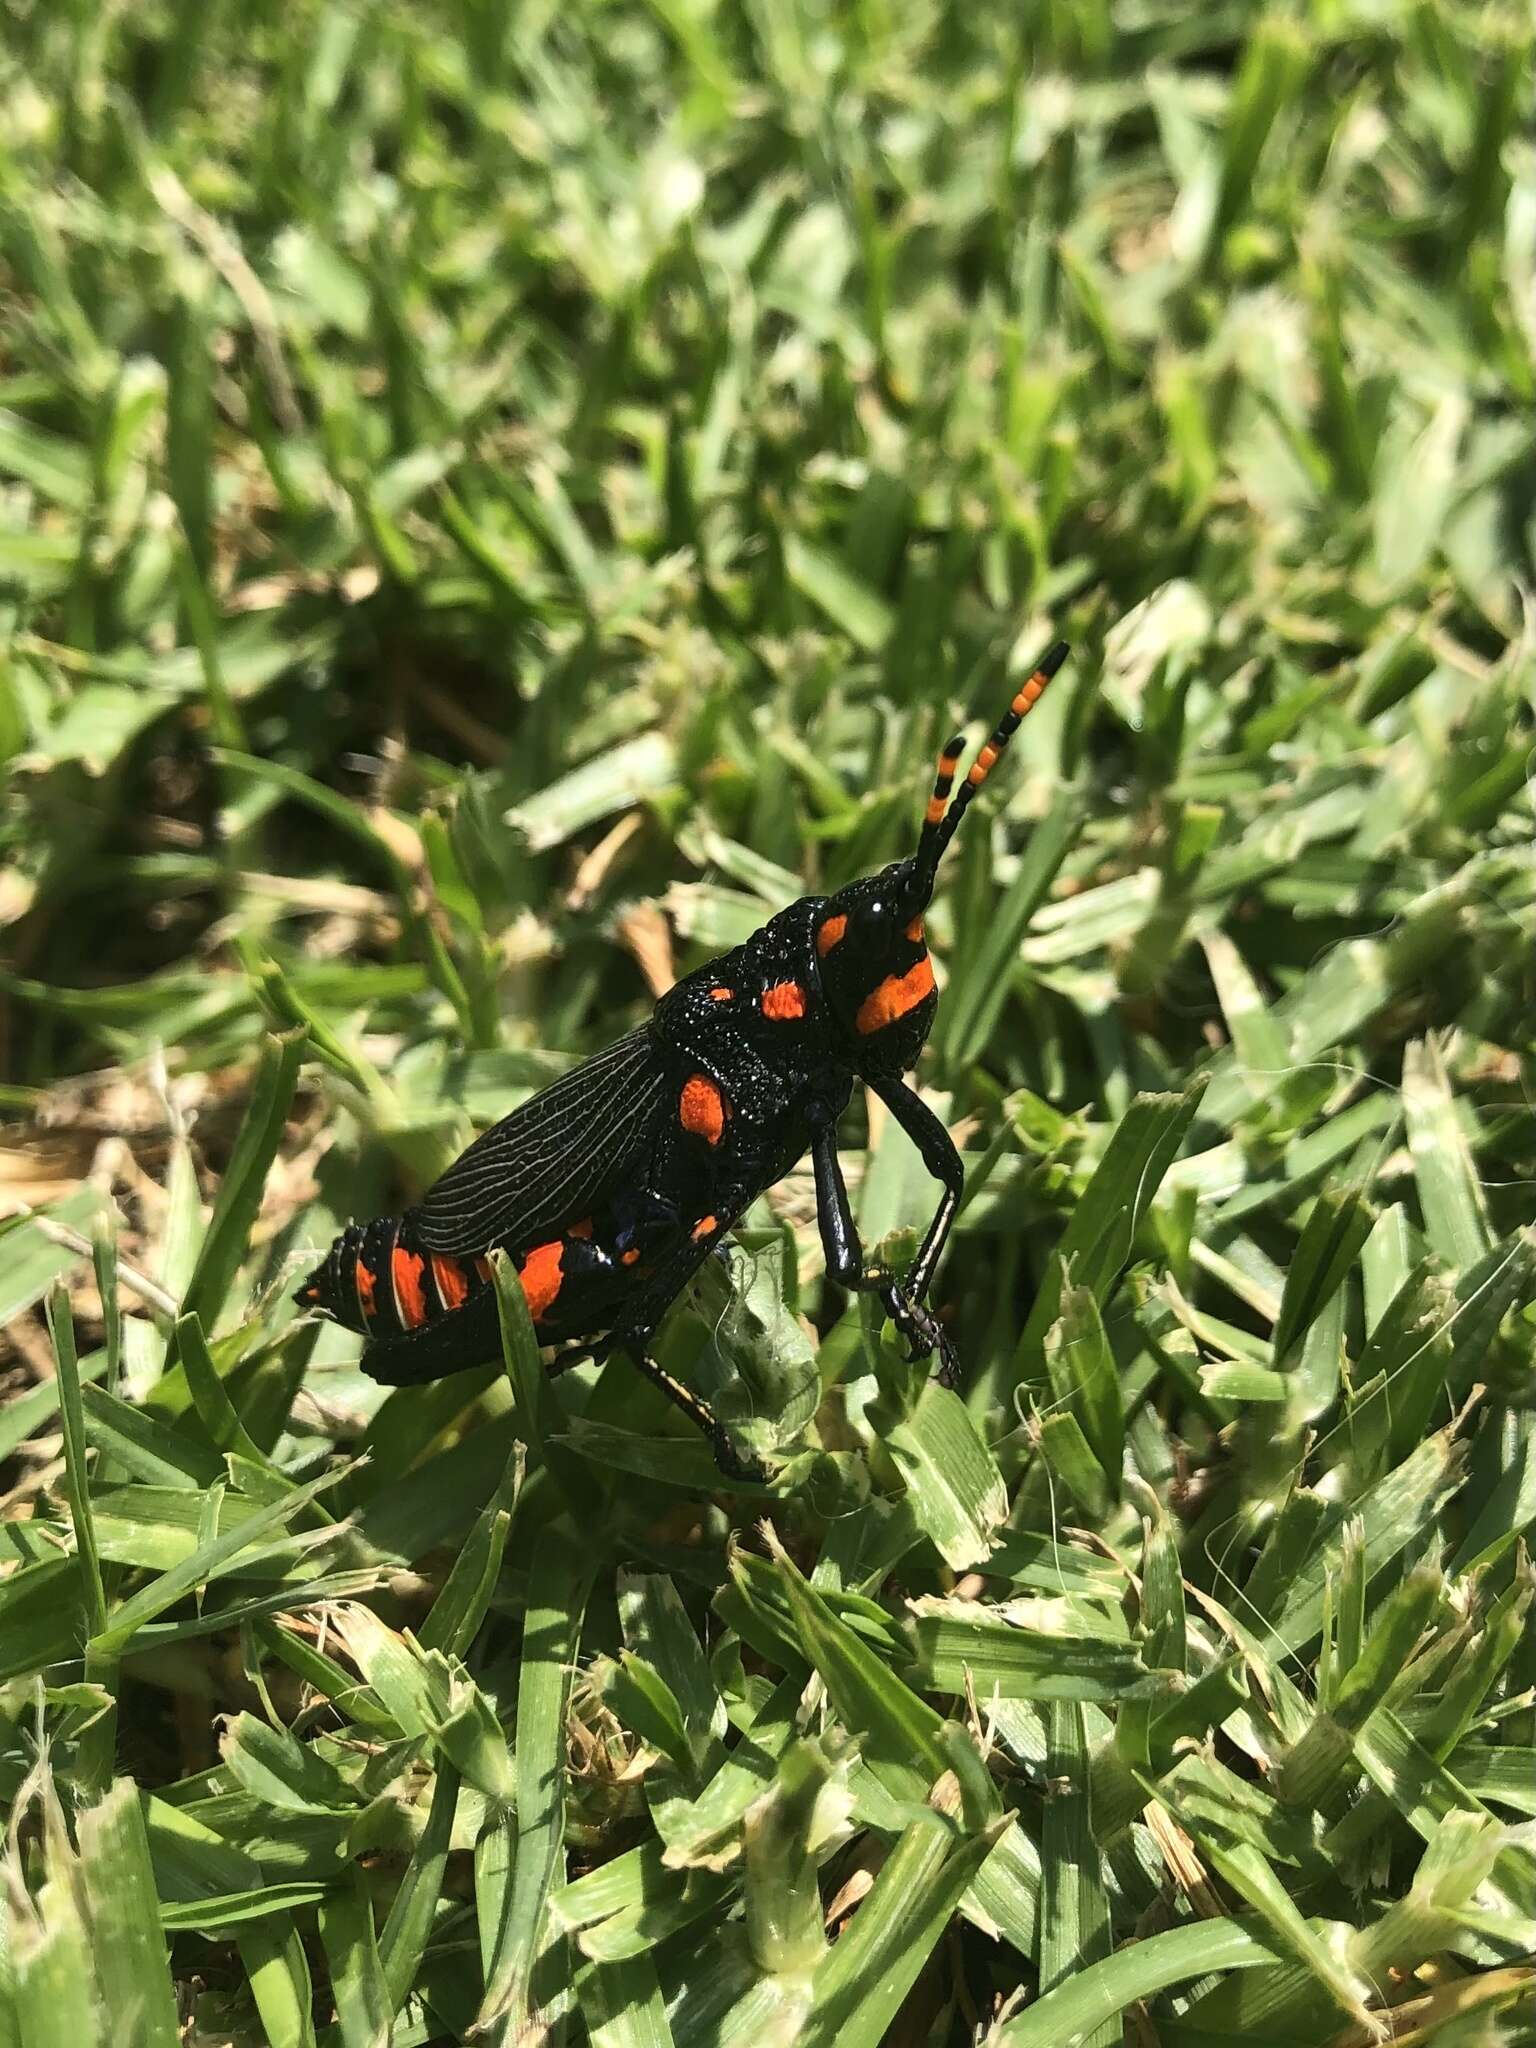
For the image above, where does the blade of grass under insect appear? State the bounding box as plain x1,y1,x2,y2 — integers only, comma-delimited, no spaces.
490,1245,563,1483
477,1518,591,2039
417,1444,522,1655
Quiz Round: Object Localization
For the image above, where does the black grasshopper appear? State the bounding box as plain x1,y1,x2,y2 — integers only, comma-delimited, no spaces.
298,641,1070,1477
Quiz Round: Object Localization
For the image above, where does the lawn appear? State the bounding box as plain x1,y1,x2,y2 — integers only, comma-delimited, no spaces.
2,1,1535,2043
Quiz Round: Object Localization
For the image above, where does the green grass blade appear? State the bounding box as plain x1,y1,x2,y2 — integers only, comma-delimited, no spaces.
317,1873,392,2048
884,1383,1009,1569
235,1917,318,2048
1038,1703,1113,2042
178,1028,308,1336
477,1518,591,2038
1017,1083,1206,1368
579,1951,678,2048
45,1283,108,1640
91,1461,350,1656
77,1783,182,2048
758,1526,945,1807
10,1884,103,2048
799,1804,1006,2047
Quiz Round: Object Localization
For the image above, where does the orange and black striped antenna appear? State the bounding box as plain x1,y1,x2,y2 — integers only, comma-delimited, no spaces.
912,638,1070,896
913,728,968,878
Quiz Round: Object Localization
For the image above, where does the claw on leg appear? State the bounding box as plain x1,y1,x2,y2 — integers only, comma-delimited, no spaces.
932,1329,960,1389
877,1278,957,1387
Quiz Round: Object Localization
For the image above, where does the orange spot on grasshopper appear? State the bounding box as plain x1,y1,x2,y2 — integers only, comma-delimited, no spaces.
710,986,734,1002
761,980,806,1021
691,1214,719,1241
355,1258,377,1318
680,1073,727,1145
855,957,936,1035
518,1240,565,1321
816,914,847,956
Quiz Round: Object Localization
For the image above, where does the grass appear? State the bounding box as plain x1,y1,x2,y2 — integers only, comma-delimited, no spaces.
1,0,1535,2042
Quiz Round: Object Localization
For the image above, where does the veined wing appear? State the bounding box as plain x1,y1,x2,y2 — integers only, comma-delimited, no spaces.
415,1027,663,1256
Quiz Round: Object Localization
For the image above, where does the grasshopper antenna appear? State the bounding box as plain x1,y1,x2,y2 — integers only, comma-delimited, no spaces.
911,638,1071,900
